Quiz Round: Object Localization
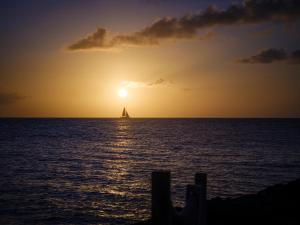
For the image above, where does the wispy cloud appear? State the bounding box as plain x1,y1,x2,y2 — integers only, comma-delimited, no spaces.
68,0,300,51
121,81,147,89
238,48,300,64
148,78,170,86
121,78,171,89
0,92,26,106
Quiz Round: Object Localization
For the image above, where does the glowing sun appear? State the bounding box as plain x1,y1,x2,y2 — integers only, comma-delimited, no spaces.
118,89,128,98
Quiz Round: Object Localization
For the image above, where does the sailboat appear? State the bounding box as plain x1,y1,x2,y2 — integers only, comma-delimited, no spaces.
121,107,130,119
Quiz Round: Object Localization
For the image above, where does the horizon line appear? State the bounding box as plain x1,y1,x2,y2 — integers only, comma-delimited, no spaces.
0,117,300,119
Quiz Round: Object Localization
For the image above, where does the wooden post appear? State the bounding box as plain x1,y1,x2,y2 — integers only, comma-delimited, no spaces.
195,173,207,225
151,171,172,225
183,184,199,225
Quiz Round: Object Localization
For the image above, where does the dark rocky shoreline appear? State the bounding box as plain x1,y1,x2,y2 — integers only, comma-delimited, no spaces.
134,178,300,225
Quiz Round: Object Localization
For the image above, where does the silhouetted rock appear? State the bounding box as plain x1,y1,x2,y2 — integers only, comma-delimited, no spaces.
208,179,300,225
133,178,300,225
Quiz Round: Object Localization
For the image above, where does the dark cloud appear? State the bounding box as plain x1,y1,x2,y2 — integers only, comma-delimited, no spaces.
0,92,25,106
238,48,287,64
238,48,300,64
68,0,300,50
68,28,112,50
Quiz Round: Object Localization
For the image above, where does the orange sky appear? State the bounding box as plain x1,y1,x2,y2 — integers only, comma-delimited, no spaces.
1,0,300,117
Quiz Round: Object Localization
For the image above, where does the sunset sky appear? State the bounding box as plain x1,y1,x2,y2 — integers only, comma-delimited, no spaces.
1,0,300,117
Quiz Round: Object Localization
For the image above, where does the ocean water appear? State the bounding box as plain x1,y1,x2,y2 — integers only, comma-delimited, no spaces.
0,118,300,224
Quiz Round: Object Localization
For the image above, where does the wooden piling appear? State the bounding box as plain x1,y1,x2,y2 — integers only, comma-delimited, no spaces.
195,173,207,225
151,171,172,225
183,184,200,225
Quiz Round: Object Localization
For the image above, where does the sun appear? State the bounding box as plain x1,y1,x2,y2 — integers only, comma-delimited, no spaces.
118,88,128,98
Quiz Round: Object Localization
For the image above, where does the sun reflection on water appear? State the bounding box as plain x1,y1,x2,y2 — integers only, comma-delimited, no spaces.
96,120,149,222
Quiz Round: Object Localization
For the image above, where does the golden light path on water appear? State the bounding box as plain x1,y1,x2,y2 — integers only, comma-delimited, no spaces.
96,120,149,221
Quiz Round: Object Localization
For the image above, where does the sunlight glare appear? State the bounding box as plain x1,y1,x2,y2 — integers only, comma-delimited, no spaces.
118,89,128,98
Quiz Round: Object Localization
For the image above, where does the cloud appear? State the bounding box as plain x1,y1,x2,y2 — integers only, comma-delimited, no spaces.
121,78,171,89
148,78,169,86
121,81,147,89
182,87,193,92
238,48,300,64
238,48,287,64
68,0,300,51
68,28,112,50
0,92,25,106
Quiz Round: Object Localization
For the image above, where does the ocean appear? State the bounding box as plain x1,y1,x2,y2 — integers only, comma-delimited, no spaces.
0,118,300,224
